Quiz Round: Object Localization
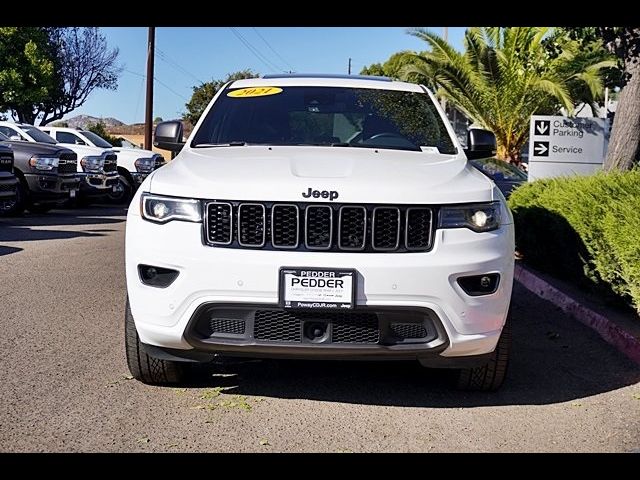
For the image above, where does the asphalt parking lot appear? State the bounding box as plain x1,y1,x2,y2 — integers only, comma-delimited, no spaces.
1,206,639,452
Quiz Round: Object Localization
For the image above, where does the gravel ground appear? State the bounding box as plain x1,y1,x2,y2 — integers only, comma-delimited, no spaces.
1,207,639,452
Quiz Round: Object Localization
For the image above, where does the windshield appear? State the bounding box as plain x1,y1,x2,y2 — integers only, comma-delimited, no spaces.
192,86,457,153
22,126,57,144
80,130,114,148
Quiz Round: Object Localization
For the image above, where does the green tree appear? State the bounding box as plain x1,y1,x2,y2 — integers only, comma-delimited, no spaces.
153,116,163,123
0,27,120,125
0,27,58,123
402,27,614,162
183,69,256,125
564,27,640,171
361,51,428,84
87,121,122,147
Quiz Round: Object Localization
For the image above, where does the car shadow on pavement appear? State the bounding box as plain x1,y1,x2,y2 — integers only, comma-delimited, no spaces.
0,245,23,256
186,283,640,407
0,207,126,244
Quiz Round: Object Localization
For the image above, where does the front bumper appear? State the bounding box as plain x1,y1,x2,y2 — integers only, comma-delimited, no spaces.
0,171,18,200
24,173,81,203
79,171,121,197
126,209,515,362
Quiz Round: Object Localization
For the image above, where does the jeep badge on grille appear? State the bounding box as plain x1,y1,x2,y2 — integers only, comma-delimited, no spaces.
302,188,339,201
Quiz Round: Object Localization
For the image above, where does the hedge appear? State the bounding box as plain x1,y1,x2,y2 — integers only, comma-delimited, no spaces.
508,170,640,315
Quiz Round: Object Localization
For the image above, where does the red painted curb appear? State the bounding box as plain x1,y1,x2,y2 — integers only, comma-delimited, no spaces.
515,264,640,366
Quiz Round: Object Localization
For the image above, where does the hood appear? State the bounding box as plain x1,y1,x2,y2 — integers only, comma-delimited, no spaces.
3,140,74,157
112,146,157,158
59,143,112,157
149,146,494,204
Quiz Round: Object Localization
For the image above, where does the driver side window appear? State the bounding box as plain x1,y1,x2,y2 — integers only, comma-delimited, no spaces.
56,131,86,145
0,126,25,141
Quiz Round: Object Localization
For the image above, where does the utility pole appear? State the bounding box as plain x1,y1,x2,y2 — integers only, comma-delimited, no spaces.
144,26,155,151
348,58,352,75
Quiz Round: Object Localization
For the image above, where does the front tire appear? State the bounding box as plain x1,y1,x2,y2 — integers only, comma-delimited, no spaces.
0,179,27,216
108,174,133,205
125,296,188,385
456,319,511,392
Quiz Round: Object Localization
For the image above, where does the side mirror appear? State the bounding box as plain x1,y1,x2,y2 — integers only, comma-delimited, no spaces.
9,135,22,142
465,128,496,160
154,121,185,153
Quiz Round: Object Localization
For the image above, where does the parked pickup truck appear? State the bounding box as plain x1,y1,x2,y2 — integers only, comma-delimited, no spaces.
0,131,79,214
125,74,515,391
0,122,119,205
0,143,19,216
40,126,165,203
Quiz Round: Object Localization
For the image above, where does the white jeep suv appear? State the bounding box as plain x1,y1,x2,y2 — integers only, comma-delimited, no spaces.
125,75,515,391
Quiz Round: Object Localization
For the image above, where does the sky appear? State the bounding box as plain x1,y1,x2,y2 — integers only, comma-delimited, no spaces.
69,27,467,124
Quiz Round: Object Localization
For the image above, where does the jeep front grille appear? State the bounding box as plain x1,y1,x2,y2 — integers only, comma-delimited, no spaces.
204,201,435,253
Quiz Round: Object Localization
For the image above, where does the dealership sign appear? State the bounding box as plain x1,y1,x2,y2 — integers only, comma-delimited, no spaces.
528,115,607,181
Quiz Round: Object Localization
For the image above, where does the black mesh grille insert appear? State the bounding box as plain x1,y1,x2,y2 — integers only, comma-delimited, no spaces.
253,310,380,344
207,203,232,244
0,155,12,172
406,208,433,250
238,204,265,246
372,207,400,250
305,206,332,249
272,204,298,248
339,206,366,250
0,182,17,193
254,310,302,342
103,154,117,173
210,318,246,335
390,323,428,339
332,314,379,344
57,154,77,175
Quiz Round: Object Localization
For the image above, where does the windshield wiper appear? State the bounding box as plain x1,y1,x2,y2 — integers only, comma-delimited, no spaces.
193,141,247,148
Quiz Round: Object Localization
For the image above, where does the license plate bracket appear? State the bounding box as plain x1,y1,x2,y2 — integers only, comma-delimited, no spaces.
279,267,356,310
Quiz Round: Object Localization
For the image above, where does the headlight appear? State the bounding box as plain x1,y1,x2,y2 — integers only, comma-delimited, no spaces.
135,158,155,173
29,156,59,171
141,193,202,224
80,156,104,172
438,202,501,232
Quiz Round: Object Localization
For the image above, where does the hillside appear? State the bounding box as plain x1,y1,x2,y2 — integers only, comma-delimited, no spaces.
54,115,125,129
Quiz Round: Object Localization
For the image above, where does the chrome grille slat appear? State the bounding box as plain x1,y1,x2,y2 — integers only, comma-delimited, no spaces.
205,202,233,245
204,201,435,253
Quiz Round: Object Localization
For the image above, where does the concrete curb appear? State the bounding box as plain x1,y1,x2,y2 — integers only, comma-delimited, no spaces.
514,263,640,366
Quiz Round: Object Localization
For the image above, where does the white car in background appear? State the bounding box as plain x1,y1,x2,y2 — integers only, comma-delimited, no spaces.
0,121,119,204
40,126,166,203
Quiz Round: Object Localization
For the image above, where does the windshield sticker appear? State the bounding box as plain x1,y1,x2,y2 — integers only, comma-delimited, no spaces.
227,87,283,98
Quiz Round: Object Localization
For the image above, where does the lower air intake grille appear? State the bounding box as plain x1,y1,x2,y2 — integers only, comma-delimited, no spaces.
331,314,379,344
210,318,246,335
254,310,301,342
390,323,428,339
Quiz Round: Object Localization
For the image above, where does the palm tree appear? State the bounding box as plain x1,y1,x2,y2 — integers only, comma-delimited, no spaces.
401,27,614,162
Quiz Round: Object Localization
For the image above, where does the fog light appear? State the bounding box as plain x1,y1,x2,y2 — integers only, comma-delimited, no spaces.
458,273,500,296
138,264,179,288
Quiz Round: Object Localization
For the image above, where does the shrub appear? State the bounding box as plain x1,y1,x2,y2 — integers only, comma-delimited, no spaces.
508,170,640,314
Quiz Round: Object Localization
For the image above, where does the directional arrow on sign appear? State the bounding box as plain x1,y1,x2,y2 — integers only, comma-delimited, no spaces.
533,141,549,156
535,120,550,135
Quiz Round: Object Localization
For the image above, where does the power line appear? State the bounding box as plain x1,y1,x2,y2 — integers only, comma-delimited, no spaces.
156,48,205,85
228,27,284,73
123,69,188,102
251,27,294,72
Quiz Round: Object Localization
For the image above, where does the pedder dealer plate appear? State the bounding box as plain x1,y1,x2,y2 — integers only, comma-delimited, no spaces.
279,267,356,310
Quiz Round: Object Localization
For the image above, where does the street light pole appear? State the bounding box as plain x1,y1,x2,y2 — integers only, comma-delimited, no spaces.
144,26,155,151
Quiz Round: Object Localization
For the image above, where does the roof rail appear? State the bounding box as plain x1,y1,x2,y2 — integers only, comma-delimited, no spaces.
261,73,392,82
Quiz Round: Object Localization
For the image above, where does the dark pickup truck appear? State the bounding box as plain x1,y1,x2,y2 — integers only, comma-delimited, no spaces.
0,143,19,215
0,132,80,214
